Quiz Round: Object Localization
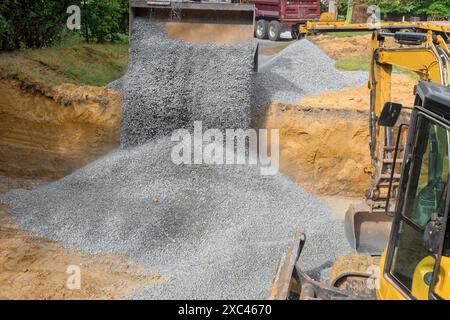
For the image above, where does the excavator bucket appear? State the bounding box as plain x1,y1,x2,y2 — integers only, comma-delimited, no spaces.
130,0,256,45
268,231,363,300
344,203,393,255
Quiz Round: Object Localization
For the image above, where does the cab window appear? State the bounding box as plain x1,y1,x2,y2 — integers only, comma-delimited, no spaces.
389,115,449,295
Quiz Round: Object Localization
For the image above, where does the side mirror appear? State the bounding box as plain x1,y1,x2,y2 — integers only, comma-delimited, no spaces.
423,212,444,254
378,102,403,127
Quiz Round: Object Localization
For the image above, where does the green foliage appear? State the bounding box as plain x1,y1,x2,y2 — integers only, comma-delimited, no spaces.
82,0,129,43
365,0,450,17
0,0,129,50
366,0,419,14
417,0,450,18
0,0,74,50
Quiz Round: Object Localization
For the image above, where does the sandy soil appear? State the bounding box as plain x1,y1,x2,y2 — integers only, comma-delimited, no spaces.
0,79,121,179
165,22,254,45
258,104,370,197
0,204,163,300
311,34,398,60
0,79,161,299
259,73,415,197
298,74,416,111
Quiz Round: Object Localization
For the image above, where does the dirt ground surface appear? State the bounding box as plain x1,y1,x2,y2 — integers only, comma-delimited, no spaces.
0,79,121,180
0,203,163,300
311,33,397,60
258,72,415,197
258,104,370,196
0,78,160,299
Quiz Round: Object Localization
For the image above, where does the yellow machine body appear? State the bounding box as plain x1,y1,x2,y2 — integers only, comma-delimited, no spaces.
345,30,450,255
377,250,450,300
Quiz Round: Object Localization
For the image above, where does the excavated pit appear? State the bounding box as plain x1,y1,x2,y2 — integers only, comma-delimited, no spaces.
257,104,370,197
0,19,361,299
0,79,121,180
0,82,371,198
2,25,412,299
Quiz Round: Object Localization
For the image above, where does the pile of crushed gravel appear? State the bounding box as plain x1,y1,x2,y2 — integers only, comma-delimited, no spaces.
2,138,351,299
0,18,354,299
255,39,368,106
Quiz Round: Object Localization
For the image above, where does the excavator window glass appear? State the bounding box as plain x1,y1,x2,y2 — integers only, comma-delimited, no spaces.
389,114,449,296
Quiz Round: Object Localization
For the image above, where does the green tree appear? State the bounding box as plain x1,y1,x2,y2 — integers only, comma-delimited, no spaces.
83,0,129,43
0,0,75,50
366,0,420,14
417,0,450,19
0,0,129,50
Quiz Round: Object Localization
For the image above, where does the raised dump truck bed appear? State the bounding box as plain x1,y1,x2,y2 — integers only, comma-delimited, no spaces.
129,0,256,44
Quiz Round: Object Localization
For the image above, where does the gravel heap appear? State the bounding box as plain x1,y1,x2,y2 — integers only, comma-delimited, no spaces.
1,137,351,299
255,39,368,106
0,18,353,299
121,18,256,147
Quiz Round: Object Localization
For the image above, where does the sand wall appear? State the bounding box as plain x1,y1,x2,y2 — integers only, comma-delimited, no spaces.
0,79,121,179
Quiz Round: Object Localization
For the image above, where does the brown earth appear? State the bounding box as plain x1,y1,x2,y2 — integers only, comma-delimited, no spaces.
0,204,163,300
0,79,121,180
311,34,397,60
0,79,151,299
298,74,416,111
258,104,370,196
259,73,416,197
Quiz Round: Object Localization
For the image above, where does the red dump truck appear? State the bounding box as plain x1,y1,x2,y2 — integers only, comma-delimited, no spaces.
247,0,320,40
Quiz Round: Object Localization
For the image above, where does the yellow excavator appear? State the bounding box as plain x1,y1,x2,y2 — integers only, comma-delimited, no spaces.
347,30,450,255
270,29,450,300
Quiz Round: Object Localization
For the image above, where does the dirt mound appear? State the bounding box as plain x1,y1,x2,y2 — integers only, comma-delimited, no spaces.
0,79,121,180
311,34,397,60
298,74,416,110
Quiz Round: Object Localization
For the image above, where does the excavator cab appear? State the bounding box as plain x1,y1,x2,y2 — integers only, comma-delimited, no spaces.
377,80,450,300
270,80,450,300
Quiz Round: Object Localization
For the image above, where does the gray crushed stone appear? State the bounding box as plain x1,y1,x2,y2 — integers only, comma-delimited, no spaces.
255,39,368,106
0,17,355,299
1,137,352,299
121,18,256,147
106,76,125,91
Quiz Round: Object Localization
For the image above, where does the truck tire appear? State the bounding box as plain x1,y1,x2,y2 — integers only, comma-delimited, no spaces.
291,25,300,40
268,21,281,41
255,20,269,39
